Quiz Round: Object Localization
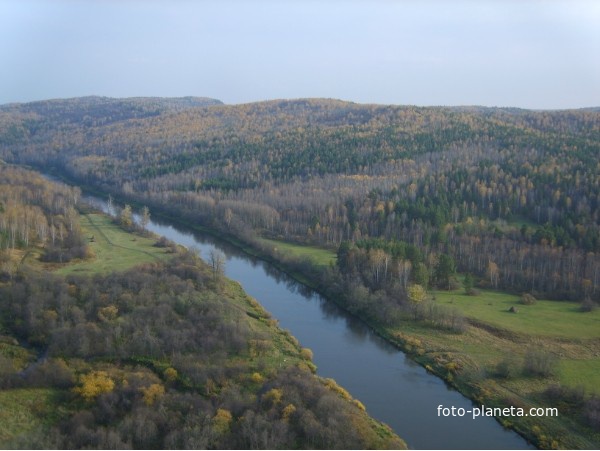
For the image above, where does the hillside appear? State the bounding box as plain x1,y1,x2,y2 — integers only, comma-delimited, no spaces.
1,97,598,298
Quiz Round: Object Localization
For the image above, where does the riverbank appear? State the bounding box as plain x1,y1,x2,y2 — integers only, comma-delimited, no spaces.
37,167,599,448
244,239,600,449
116,212,600,449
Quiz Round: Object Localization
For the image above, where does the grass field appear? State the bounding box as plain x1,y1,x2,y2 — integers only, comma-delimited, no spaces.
259,238,336,268
558,359,600,394
433,288,600,339
0,388,59,446
54,214,171,275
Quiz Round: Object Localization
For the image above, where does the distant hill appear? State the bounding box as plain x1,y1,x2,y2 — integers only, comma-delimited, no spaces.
0,95,223,128
0,95,598,270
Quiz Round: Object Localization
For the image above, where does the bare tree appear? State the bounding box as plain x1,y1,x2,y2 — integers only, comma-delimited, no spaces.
209,249,226,288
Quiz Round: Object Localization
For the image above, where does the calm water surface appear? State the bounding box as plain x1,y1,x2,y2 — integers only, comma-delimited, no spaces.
83,195,532,450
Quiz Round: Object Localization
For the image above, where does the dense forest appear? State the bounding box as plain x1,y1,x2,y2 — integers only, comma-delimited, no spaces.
0,166,403,449
1,97,598,302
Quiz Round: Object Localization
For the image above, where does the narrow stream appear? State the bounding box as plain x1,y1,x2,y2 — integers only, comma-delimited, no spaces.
83,194,532,450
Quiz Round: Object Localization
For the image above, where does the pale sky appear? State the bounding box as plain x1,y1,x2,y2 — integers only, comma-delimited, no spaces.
1,0,599,109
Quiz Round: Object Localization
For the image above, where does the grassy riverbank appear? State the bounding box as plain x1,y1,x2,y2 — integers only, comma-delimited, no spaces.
248,237,600,449
56,214,171,275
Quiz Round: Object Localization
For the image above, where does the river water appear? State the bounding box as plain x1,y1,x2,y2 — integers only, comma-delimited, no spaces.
83,194,531,450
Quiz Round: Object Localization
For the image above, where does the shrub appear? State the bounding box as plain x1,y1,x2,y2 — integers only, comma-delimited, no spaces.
300,348,314,361
154,236,174,248
24,358,76,389
163,367,178,383
250,372,264,384
448,277,461,291
580,298,597,312
494,358,518,379
523,349,558,377
520,293,537,305
544,384,585,407
584,396,600,430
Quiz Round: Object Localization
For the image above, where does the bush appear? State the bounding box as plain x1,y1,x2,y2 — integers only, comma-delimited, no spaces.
24,358,76,389
494,358,518,379
520,293,537,305
154,236,173,248
448,277,461,291
300,348,314,361
584,396,600,430
543,384,585,407
466,287,480,296
580,298,597,312
523,348,558,377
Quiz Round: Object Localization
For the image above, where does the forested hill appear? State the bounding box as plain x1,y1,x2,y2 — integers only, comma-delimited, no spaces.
1,97,599,301
0,96,223,133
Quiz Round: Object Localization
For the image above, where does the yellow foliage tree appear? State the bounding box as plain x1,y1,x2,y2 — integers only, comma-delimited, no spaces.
282,403,296,421
163,367,178,383
75,371,115,401
97,305,118,322
250,372,264,384
263,388,283,406
324,378,352,401
300,347,313,361
407,284,427,303
141,383,165,406
212,408,233,435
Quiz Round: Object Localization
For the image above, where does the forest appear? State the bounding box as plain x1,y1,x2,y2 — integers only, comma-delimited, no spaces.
1,98,598,302
0,96,599,448
0,165,403,449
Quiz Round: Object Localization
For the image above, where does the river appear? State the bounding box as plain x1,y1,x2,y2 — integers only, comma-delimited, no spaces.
82,194,531,450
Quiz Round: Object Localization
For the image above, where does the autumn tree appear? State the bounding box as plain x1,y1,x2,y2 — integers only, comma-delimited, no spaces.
75,371,115,401
140,206,151,230
120,204,133,229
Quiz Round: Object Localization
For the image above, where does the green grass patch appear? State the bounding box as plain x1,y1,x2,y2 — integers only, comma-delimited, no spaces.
55,214,171,275
433,288,600,339
0,388,59,446
494,215,538,231
259,238,336,268
558,360,600,394
0,341,35,370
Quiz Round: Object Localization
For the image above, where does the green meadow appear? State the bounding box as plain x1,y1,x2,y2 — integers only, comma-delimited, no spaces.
433,288,600,339
54,214,171,276
0,389,59,445
259,237,337,268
